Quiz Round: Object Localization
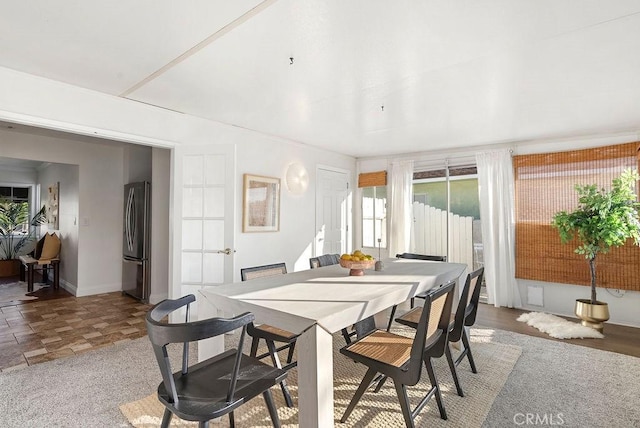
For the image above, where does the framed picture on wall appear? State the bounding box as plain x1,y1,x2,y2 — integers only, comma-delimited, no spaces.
46,182,59,230
242,174,280,232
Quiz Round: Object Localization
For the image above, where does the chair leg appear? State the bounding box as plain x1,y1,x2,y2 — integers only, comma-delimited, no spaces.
461,327,477,373
341,368,378,423
424,357,447,420
250,336,260,358
394,381,415,428
266,340,294,408
410,297,415,309
27,265,34,293
445,343,464,397
341,327,353,344
229,411,235,428
373,374,388,393
199,421,209,428
286,341,296,364
263,389,281,428
160,408,173,428
53,262,60,290
387,305,398,332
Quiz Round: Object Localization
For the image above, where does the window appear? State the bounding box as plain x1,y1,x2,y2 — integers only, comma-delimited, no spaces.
411,166,483,271
0,186,31,234
362,186,387,248
514,141,640,290
0,186,29,203
359,171,387,249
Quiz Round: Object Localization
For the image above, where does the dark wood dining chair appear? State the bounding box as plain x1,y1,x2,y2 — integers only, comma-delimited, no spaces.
385,253,448,331
339,281,456,427
146,294,286,428
395,267,485,397
240,262,298,407
308,253,340,269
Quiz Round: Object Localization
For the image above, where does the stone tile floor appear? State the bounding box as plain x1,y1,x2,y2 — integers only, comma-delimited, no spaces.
0,291,150,372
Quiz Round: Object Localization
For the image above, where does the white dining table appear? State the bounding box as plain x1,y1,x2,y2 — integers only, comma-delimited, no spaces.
197,258,467,428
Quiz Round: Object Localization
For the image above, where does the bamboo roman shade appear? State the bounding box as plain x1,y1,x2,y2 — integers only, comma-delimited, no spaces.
358,171,387,188
513,142,640,290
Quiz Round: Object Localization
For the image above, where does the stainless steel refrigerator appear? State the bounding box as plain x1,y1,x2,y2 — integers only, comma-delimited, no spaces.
122,181,151,302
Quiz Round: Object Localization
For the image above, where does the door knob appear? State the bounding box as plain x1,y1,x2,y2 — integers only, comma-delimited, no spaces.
217,248,236,255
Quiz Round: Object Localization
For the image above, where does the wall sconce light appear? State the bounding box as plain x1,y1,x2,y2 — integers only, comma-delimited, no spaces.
286,162,309,195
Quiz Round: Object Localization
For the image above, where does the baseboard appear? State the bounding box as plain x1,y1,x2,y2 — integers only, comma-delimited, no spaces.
58,279,76,296
74,282,123,297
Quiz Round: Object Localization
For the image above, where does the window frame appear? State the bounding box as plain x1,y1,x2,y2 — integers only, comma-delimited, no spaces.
0,184,37,235
361,185,387,249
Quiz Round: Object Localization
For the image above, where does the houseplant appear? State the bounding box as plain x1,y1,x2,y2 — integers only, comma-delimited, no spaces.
0,198,47,276
551,168,640,331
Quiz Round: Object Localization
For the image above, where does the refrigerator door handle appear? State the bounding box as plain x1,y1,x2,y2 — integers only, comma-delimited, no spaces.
125,187,135,252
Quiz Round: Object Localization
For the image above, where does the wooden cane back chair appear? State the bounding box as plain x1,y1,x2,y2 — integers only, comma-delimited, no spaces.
240,262,298,408
339,282,456,427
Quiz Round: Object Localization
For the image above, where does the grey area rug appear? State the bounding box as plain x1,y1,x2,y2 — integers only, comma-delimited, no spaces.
0,326,638,428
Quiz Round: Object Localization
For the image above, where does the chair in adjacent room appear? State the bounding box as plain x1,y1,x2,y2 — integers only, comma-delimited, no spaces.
385,253,447,332
240,262,298,408
339,281,456,427
146,294,286,428
395,267,485,397
19,232,61,292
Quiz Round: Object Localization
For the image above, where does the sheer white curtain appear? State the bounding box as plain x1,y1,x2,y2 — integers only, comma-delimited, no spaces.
476,150,522,308
388,160,414,257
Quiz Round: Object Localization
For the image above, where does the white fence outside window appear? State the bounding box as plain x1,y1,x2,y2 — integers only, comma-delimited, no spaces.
410,202,478,271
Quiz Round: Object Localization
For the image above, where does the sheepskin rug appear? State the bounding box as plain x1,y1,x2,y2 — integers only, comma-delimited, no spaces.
517,311,605,339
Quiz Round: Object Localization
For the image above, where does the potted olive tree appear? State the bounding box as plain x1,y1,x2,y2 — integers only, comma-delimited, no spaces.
0,199,47,276
551,169,640,332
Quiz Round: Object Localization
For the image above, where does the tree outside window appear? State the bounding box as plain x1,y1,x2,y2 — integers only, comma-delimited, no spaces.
0,186,30,234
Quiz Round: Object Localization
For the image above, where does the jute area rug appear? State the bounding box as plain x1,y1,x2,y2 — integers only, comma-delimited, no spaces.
120,327,521,427
0,281,46,307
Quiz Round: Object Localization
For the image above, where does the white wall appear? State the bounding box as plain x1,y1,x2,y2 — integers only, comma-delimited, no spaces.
0,67,356,303
0,167,37,186
8,66,635,327
233,136,355,276
0,127,124,296
36,162,79,286
124,145,152,183
150,147,171,303
172,131,356,283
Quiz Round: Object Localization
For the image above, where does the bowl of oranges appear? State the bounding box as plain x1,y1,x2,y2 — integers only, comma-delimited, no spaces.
339,250,376,276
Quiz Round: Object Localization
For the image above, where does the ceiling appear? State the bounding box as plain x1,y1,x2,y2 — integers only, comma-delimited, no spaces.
2,1,640,158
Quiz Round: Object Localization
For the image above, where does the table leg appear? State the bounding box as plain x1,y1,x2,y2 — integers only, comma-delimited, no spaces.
196,298,225,362
297,324,334,428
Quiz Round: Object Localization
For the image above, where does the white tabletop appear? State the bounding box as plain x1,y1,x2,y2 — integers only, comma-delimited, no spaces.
199,258,467,335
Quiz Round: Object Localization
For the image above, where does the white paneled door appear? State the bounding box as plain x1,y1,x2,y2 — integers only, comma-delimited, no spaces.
178,144,235,301
315,168,349,256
